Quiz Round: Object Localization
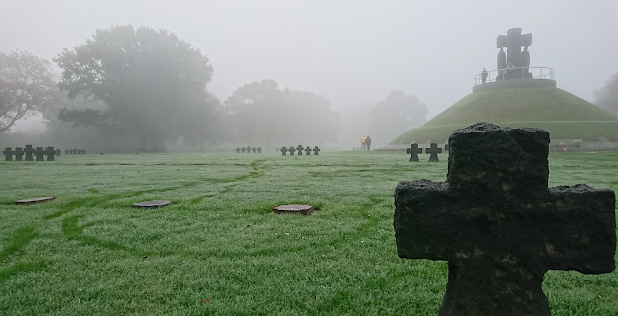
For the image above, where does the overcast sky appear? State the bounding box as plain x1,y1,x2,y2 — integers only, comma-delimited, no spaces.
2,0,617,121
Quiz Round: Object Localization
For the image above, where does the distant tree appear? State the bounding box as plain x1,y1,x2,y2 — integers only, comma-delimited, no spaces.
0,50,61,133
224,80,339,148
368,90,428,146
54,25,214,151
593,73,618,117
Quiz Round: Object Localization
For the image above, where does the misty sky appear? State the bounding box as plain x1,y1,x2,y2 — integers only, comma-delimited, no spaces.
2,0,617,125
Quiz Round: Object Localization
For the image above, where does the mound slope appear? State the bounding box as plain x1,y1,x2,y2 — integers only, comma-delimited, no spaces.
391,87,618,144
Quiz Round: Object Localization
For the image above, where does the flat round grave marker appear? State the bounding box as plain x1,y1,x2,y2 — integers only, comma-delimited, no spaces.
14,197,55,205
132,200,172,208
274,204,315,215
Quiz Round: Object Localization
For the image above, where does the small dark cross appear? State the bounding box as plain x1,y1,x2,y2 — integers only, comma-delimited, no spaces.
34,147,45,161
73,148,78,154
394,123,616,316
305,146,311,155
14,147,24,161
288,146,295,156
24,145,34,161
55,149,61,156
246,146,251,153
45,147,56,161
81,149,86,154
296,145,304,155
444,143,449,151
251,147,257,153
426,143,442,162
257,147,262,153
65,149,69,155
236,147,240,153
241,147,246,153
406,144,423,162
313,146,320,155
280,147,287,155
3,147,13,161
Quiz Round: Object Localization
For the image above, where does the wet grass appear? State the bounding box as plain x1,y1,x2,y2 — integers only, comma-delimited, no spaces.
0,150,617,315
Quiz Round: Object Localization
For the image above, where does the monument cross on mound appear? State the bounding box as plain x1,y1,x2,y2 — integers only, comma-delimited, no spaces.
497,28,532,80
394,123,616,316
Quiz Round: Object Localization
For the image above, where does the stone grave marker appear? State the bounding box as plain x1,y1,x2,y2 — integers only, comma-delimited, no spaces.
305,146,311,155
45,147,56,161
426,143,442,162
241,147,246,153
252,147,257,153
14,147,24,161
274,204,315,216
296,145,304,155
55,149,61,156
257,147,262,153
35,147,45,161
24,145,34,161
65,149,69,155
444,143,450,151
72,148,77,154
15,197,56,205
280,147,287,155
313,146,320,155
275,147,279,152
406,144,423,162
246,146,251,153
394,123,616,316
132,200,172,208
289,146,295,155
81,149,86,154
3,147,13,161
236,147,241,153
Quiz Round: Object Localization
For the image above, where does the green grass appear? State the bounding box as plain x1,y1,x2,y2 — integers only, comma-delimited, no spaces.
392,87,618,143
0,151,617,315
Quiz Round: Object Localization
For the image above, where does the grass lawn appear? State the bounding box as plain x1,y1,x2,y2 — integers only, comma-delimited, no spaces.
1,150,617,315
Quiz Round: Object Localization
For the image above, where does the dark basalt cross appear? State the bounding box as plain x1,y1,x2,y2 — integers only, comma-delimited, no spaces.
35,147,45,161
406,144,422,162
305,146,311,155
236,147,240,153
394,123,616,316
3,147,14,161
313,146,320,155
24,145,34,161
280,147,287,155
289,146,295,155
426,143,442,162
257,147,262,153
45,147,56,161
246,146,251,153
252,147,257,153
241,147,246,153
14,147,24,161
296,145,304,155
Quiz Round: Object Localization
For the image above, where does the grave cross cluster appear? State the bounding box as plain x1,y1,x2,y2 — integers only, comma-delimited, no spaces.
235,146,262,153
280,145,320,156
4,145,58,161
406,143,447,162
394,123,616,316
65,148,86,154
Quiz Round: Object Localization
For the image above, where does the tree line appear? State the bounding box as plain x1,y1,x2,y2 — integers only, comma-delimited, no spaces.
2,24,439,151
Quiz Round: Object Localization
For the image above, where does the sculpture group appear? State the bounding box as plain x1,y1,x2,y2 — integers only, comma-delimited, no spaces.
496,28,532,80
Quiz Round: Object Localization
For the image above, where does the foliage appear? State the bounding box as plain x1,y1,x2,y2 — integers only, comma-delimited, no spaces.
368,90,428,146
1,151,617,315
594,73,618,116
224,79,339,148
573,139,582,147
0,50,61,133
54,25,214,151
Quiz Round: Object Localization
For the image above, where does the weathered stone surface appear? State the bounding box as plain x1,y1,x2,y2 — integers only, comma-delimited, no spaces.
394,122,616,316
274,204,315,215
15,197,56,205
132,200,172,208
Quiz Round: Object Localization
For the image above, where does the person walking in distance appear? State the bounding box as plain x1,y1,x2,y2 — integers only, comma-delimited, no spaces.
365,136,372,151
481,68,489,83
360,135,367,150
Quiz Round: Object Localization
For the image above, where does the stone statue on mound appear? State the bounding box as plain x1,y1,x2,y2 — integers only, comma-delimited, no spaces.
497,28,532,80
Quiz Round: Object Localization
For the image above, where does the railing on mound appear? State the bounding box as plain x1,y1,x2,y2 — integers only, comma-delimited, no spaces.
474,67,555,86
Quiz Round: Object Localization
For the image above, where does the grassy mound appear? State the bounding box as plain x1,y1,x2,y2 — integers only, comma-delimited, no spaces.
392,87,618,144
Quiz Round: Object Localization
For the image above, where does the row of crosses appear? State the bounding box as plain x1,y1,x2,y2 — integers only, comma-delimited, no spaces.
280,145,320,156
236,146,262,153
406,143,448,162
3,146,59,161
65,149,86,154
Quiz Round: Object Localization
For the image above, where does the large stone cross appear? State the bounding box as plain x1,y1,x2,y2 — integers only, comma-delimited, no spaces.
497,28,532,68
407,144,422,162
425,143,442,162
394,123,616,316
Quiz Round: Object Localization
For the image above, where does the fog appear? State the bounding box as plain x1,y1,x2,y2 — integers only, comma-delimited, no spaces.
1,0,617,149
